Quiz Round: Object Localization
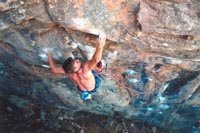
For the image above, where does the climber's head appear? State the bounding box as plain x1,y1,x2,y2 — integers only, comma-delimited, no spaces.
62,57,81,74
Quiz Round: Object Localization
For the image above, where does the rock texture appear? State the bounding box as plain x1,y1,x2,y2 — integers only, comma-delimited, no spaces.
0,0,200,132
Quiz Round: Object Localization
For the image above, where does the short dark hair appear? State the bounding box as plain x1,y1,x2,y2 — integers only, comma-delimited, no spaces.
62,57,75,74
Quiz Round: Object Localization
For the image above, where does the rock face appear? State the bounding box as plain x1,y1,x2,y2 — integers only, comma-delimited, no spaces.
0,0,200,132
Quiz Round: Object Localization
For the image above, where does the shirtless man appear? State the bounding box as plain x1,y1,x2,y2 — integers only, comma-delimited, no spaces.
47,33,106,100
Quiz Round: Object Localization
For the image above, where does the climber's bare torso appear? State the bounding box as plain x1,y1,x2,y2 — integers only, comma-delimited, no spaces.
68,62,96,91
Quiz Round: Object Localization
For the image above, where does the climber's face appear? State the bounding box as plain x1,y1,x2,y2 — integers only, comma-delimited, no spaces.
72,59,81,72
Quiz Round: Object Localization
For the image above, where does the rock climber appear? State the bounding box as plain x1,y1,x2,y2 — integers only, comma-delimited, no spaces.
47,33,107,100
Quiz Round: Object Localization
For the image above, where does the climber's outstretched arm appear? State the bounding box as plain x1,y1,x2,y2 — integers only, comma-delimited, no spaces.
47,51,65,74
83,32,106,72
